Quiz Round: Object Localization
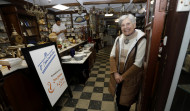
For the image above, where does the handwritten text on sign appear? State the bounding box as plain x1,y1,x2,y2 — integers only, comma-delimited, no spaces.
38,49,56,74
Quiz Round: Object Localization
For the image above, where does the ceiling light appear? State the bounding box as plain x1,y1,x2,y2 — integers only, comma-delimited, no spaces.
52,4,69,10
115,19,119,22
150,0,154,4
105,13,113,16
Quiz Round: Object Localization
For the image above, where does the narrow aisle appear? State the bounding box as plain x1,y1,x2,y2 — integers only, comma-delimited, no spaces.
61,46,115,111
61,46,136,111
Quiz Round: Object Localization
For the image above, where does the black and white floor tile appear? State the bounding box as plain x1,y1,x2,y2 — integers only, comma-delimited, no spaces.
58,46,136,111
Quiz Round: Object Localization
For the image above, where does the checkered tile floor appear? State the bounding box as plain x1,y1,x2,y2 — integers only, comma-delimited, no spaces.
57,46,136,111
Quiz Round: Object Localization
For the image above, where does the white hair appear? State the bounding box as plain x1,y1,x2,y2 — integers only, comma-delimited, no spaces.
118,14,136,26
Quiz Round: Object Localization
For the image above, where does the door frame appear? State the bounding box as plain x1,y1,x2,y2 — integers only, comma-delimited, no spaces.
139,0,167,110
164,11,190,111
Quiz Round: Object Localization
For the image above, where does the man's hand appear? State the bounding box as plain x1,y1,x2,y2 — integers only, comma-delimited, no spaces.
64,29,67,33
60,30,64,33
60,30,67,34
114,72,123,84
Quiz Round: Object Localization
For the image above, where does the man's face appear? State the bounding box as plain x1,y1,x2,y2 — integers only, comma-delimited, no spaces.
56,21,61,26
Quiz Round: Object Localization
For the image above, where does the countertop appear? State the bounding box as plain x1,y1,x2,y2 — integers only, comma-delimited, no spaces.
62,52,92,64
0,41,94,76
58,41,86,54
1,60,28,76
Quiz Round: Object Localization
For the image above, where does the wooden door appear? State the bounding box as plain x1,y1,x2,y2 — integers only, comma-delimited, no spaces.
149,0,189,110
137,0,168,111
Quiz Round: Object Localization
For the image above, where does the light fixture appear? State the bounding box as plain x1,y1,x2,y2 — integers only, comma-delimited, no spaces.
24,0,48,20
150,0,154,4
115,19,119,22
105,13,113,16
104,4,114,16
52,4,69,10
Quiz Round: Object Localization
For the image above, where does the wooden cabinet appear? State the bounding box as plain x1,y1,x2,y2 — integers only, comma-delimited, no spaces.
0,69,48,111
1,5,40,44
61,44,96,85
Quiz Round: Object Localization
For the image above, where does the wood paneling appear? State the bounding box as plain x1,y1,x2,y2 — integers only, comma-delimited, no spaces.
159,0,168,12
3,69,47,111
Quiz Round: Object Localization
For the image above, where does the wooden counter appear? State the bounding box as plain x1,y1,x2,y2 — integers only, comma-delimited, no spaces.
0,41,96,111
58,41,87,57
0,41,87,76
62,46,96,85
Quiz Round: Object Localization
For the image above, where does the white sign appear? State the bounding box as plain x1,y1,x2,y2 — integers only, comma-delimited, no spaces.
29,45,68,106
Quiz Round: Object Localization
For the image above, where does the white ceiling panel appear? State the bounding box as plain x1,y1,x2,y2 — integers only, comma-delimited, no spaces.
25,0,78,6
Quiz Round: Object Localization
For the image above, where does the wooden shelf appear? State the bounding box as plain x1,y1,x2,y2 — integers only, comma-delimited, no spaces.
0,5,41,44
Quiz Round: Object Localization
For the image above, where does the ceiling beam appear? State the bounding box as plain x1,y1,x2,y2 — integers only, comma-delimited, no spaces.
44,3,81,8
55,10,87,15
83,0,147,5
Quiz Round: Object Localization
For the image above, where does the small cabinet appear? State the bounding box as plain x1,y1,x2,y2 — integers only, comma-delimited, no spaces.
1,5,40,44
